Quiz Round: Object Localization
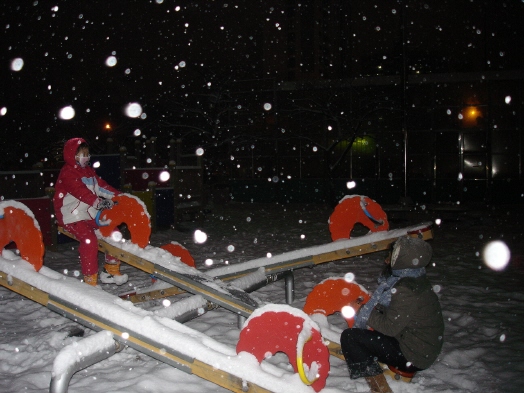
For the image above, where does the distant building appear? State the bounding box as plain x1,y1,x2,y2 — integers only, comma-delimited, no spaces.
222,1,524,205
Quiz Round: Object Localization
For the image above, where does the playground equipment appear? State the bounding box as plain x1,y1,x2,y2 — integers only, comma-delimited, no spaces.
160,242,196,267
237,305,331,392
0,200,45,271
329,195,389,241
96,193,151,247
302,278,370,328
0,195,433,392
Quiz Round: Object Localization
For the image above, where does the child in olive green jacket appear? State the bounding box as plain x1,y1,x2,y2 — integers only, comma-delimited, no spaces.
341,236,444,380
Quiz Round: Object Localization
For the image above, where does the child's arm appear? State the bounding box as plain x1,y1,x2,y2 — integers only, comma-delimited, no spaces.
59,169,101,207
94,174,121,197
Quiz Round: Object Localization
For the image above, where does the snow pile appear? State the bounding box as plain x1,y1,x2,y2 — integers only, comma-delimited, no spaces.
153,294,207,319
229,267,267,290
1,203,523,392
51,330,116,377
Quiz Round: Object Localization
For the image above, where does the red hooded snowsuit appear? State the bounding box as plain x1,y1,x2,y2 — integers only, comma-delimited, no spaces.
53,138,120,275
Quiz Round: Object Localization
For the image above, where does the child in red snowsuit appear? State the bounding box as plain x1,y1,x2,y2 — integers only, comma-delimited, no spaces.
53,137,128,286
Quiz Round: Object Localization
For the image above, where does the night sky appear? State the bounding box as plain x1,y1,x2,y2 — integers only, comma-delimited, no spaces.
1,0,523,169
1,1,272,167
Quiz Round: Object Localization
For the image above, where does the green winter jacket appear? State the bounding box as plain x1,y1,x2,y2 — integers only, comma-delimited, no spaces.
367,275,444,369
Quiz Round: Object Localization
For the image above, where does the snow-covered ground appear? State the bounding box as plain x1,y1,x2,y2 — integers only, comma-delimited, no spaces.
1,201,523,393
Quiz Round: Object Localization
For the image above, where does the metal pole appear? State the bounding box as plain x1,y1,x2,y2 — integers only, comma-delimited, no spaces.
400,0,408,198
50,330,120,393
284,271,295,304
237,314,247,330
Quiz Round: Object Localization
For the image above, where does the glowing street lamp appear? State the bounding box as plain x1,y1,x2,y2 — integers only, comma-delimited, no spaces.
460,106,482,128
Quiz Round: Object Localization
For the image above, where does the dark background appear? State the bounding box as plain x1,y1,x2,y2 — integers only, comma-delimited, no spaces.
1,0,523,171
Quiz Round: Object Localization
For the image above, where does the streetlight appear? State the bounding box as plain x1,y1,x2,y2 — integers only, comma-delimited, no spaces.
460,106,482,128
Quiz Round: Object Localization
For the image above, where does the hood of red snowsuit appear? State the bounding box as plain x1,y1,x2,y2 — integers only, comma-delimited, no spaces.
63,137,87,167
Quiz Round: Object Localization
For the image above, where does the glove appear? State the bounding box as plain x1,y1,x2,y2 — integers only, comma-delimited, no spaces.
95,198,114,210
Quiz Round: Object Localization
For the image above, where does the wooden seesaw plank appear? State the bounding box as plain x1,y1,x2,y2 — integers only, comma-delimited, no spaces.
208,222,433,281
118,222,431,304
0,267,275,393
119,285,186,303
58,227,260,318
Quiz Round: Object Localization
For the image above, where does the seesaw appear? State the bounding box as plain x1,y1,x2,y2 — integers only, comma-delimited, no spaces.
60,191,430,383
1,195,429,392
0,254,328,392
1,199,334,392
207,194,431,281
56,194,261,318
57,194,431,316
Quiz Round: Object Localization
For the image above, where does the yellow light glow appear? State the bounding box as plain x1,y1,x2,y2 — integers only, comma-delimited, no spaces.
460,105,482,128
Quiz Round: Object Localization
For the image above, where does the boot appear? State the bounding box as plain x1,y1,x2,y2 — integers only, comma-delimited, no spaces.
346,361,383,380
83,273,98,286
100,259,128,286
